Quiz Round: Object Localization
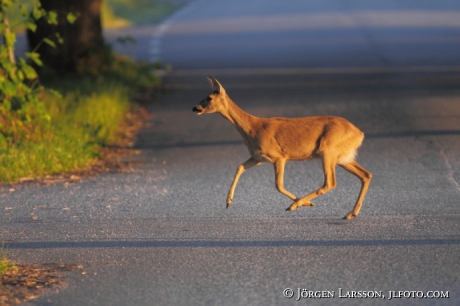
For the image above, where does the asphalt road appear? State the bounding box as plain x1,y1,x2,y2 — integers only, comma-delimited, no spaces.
2,0,460,305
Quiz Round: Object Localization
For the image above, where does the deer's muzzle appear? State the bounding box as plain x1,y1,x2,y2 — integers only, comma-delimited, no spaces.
192,106,203,114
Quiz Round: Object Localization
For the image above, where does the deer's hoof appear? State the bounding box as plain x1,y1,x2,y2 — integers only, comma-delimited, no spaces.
344,212,356,220
286,205,297,211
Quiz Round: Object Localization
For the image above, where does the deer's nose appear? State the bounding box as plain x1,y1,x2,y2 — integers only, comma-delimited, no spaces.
192,106,202,113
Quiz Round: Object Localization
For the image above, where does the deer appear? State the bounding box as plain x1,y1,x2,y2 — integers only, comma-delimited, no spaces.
192,76,372,219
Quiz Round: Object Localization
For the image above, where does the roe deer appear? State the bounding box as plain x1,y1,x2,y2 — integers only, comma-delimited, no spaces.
192,76,372,219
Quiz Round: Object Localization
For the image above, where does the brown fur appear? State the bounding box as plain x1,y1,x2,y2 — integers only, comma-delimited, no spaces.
193,76,372,219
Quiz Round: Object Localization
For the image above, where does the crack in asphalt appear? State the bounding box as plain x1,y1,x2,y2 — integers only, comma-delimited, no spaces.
439,147,460,193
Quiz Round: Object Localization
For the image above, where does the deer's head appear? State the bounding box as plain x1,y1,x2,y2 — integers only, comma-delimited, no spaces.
193,76,227,115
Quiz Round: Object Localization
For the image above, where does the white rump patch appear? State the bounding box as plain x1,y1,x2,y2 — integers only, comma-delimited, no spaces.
338,148,357,165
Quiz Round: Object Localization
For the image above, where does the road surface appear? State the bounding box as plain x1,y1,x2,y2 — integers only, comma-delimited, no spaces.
2,0,460,305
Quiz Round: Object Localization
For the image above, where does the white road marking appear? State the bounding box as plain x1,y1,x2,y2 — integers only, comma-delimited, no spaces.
149,1,202,63
169,66,460,76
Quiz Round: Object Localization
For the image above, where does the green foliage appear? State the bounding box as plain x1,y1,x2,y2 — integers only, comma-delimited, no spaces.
0,0,58,146
0,1,162,183
47,78,132,146
66,12,77,24
106,54,161,89
0,259,14,274
0,243,15,275
0,56,161,183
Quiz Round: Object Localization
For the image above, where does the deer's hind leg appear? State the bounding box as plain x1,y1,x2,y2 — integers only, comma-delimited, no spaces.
274,159,298,201
339,160,372,219
286,154,337,211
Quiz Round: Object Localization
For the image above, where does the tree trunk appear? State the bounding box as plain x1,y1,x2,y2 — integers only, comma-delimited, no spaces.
27,0,110,75
1,10,16,64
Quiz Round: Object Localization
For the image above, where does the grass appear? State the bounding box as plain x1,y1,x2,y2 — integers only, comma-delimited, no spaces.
0,56,160,183
0,244,15,275
0,259,14,274
0,260,14,275
1,0,178,183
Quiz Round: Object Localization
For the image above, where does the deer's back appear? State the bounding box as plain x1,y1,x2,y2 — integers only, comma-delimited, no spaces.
247,116,364,162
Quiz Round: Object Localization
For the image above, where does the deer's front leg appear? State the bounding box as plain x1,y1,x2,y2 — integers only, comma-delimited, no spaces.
227,157,261,208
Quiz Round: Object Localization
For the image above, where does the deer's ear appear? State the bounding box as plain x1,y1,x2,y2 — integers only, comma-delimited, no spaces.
205,76,214,88
205,76,226,94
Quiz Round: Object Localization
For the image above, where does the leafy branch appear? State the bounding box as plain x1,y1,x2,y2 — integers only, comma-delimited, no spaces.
0,0,75,146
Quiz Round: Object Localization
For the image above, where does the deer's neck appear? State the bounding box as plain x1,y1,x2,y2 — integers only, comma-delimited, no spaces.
220,97,256,135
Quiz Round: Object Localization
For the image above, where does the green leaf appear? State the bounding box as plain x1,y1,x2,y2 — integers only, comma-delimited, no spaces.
32,5,44,20
4,32,16,48
17,70,25,81
2,0,13,8
43,38,56,48
0,45,7,56
25,52,43,66
66,12,77,24
55,33,64,44
6,66,18,82
48,89,62,99
0,133,6,147
25,20,37,32
1,1,11,11
47,11,58,25
17,83,31,95
20,4,28,17
2,82,16,97
1,98,12,111
21,64,38,80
